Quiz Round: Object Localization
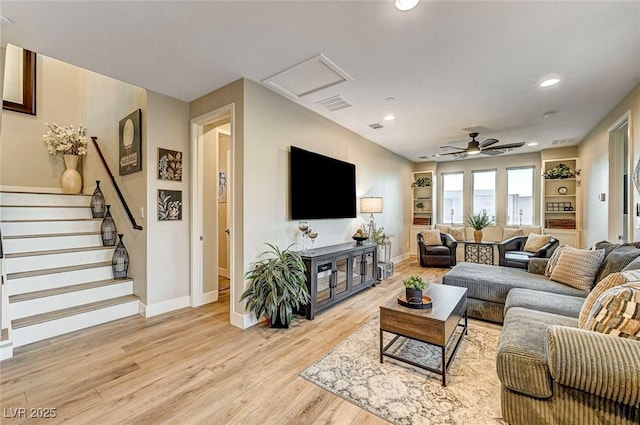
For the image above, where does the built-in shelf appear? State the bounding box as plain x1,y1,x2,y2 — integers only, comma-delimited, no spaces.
542,158,581,247
412,170,434,226
545,211,576,214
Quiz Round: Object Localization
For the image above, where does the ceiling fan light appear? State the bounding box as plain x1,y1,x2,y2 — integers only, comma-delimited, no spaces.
467,150,481,155
395,0,420,11
540,78,560,87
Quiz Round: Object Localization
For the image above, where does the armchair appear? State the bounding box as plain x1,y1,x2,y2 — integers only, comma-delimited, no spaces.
417,232,457,268
498,235,559,269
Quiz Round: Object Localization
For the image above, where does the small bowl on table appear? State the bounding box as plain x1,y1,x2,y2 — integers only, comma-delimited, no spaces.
352,236,368,246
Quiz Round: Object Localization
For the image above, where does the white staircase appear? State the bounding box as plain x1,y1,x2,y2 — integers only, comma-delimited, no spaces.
0,190,139,353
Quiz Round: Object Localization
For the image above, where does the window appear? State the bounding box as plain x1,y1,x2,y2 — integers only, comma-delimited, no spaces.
507,167,534,225
472,170,496,221
442,172,463,223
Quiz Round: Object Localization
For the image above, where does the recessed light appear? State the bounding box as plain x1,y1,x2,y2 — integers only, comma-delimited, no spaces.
527,142,539,147
384,114,395,121
540,78,560,87
0,14,13,25
395,0,420,11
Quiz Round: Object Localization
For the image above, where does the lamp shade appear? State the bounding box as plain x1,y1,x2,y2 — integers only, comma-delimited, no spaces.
360,197,383,214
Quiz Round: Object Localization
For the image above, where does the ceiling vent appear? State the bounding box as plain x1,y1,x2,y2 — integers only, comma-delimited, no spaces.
262,54,353,99
551,137,579,145
315,95,352,112
418,155,429,159
369,123,384,130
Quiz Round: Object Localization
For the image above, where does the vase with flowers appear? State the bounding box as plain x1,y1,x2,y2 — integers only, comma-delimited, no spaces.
42,123,89,194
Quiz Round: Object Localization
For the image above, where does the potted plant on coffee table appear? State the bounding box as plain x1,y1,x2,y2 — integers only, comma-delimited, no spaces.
403,275,427,304
465,210,494,242
241,243,311,328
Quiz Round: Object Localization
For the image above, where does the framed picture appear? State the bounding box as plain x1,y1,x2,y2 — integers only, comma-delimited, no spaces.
119,109,142,175
219,171,227,203
2,47,36,116
158,148,182,181
158,189,182,221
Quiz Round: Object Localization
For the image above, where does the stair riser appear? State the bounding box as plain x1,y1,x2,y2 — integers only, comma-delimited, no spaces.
11,281,134,320
4,234,103,254
0,192,91,207
12,300,139,347
7,266,113,296
1,220,102,236
6,249,114,274
0,206,92,221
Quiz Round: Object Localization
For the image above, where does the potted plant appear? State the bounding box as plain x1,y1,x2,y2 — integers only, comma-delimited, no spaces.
543,163,581,179
465,210,494,242
403,275,427,304
411,177,432,187
416,202,424,211
241,243,311,328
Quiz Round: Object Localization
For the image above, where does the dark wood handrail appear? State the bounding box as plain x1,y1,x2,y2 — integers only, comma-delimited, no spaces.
91,137,143,231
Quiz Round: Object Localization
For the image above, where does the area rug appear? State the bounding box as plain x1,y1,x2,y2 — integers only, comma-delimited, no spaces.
301,317,506,425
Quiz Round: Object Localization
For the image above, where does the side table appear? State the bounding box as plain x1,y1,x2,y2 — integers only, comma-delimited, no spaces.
464,241,495,265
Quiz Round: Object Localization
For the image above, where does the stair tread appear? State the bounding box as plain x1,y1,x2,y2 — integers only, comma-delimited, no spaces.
7,261,112,280
0,218,100,223
0,205,89,208
6,245,112,258
9,278,132,303
0,190,91,196
12,295,139,329
3,231,101,240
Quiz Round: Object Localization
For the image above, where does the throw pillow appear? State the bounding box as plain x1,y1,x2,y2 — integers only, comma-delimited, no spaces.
623,255,640,271
583,283,640,340
447,226,465,241
594,244,640,284
578,270,640,328
544,245,565,277
502,228,523,241
523,233,552,252
549,246,606,291
421,229,442,246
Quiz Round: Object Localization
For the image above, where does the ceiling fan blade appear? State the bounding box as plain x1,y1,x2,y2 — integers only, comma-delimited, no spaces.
482,142,526,151
481,150,504,156
454,153,468,160
439,151,466,156
440,145,466,150
480,138,499,148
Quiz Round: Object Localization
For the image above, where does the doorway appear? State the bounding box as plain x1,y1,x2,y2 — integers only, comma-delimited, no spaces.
608,112,632,243
190,104,235,323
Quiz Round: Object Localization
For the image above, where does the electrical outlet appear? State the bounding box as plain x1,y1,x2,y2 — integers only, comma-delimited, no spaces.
140,207,145,219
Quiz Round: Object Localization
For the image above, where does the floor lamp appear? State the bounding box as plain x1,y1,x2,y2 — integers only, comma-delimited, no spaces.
360,197,383,242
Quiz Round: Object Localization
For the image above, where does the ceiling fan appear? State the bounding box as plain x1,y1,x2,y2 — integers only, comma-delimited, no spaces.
439,132,525,159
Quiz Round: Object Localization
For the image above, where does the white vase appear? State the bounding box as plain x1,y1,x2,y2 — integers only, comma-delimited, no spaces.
61,154,82,194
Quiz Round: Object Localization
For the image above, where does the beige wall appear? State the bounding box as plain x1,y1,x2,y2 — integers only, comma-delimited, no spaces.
146,91,190,306
421,152,542,226
1,54,81,188
242,78,414,272
578,82,640,247
80,68,148,302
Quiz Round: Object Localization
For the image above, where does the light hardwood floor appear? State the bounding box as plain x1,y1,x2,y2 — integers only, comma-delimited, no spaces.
0,260,492,424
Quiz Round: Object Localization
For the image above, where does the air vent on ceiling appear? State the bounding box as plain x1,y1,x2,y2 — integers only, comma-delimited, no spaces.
369,123,384,130
262,54,353,99
315,95,352,112
551,137,579,145
418,155,429,159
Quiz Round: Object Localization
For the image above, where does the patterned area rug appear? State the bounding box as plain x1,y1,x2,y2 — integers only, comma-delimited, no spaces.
301,317,506,425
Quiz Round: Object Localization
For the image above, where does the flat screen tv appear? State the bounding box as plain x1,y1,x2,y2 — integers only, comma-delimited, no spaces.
290,146,356,220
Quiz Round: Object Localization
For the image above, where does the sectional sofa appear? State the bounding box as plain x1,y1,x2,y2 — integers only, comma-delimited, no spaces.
443,242,640,425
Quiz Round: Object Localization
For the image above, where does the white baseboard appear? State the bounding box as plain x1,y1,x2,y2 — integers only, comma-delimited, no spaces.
0,342,13,360
231,311,259,329
391,252,411,263
203,291,218,304
141,296,191,318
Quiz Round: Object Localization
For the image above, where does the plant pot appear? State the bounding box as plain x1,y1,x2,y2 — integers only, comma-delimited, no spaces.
61,154,82,194
269,315,289,329
474,230,483,243
406,288,423,304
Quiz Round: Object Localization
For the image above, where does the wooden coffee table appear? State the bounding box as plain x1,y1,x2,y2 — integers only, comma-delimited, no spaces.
379,284,468,386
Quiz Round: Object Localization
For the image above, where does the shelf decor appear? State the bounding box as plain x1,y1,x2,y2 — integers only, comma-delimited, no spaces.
90,180,106,218
543,163,580,179
112,234,130,279
100,205,117,246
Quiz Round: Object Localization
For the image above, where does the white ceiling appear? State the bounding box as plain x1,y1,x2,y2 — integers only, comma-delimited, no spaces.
2,1,640,162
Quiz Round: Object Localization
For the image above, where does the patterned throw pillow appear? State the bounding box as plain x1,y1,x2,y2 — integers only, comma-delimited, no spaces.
544,245,565,277
578,270,640,328
447,226,465,241
421,229,442,246
549,246,606,291
584,283,640,340
502,228,523,241
523,233,552,252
